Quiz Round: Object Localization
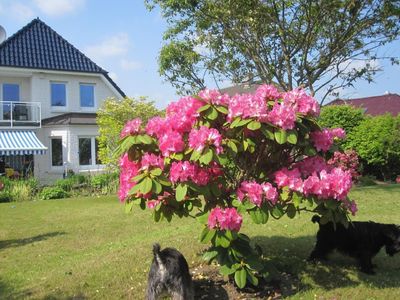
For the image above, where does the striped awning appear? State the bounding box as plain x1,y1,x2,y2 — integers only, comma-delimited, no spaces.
0,130,47,155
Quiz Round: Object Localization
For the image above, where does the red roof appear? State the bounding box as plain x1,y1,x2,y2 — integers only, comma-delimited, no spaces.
327,94,400,116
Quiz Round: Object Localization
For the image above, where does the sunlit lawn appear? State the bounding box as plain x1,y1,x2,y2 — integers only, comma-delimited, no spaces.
1,185,400,299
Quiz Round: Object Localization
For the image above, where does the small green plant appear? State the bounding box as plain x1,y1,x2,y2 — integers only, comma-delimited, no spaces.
40,186,70,200
90,172,119,195
0,191,11,203
357,175,378,187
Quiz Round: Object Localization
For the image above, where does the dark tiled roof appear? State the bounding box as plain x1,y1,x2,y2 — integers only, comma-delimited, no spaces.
0,18,125,97
327,94,400,116
42,113,97,126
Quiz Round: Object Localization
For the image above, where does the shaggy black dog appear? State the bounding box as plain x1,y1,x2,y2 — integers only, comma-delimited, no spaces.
147,243,194,300
308,215,400,274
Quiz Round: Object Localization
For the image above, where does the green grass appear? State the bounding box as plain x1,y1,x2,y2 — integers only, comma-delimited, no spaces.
1,185,400,299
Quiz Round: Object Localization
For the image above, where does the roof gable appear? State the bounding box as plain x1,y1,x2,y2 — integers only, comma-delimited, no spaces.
0,18,125,97
328,94,400,116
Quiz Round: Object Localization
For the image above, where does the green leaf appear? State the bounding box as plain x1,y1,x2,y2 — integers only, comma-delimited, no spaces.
141,177,153,194
229,117,241,128
137,134,153,144
210,183,222,197
247,270,259,286
176,183,188,202
150,168,162,176
287,130,298,144
304,146,317,156
158,175,171,186
234,269,247,289
232,199,242,207
215,105,228,114
202,250,218,262
286,203,296,219
220,265,236,276
292,192,302,208
274,129,287,144
249,208,269,224
132,172,147,183
227,140,238,153
199,227,216,243
190,150,202,161
247,120,261,130
125,201,134,213
261,127,275,140
152,180,162,194
206,107,218,120
216,231,231,248
200,148,213,165
196,211,210,224
271,205,285,218
198,103,211,113
237,118,252,127
153,209,161,222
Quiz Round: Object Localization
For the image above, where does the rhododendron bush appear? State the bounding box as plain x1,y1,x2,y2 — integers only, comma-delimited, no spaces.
116,84,357,288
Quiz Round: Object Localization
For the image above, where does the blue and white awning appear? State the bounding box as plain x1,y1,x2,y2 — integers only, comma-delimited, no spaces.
0,130,47,155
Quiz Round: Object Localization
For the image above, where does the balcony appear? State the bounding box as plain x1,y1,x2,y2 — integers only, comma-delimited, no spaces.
0,101,41,128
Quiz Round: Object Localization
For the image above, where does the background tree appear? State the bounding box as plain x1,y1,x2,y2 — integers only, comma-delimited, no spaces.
318,105,365,148
96,97,161,167
347,114,400,180
146,0,399,103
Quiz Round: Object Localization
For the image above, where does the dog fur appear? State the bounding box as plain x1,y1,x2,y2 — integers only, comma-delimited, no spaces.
308,215,400,274
147,243,194,300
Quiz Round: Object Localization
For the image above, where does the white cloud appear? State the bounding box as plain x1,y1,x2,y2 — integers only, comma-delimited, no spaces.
10,3,35,21
120,58,141,71
84,33,130,62
33,0,85,17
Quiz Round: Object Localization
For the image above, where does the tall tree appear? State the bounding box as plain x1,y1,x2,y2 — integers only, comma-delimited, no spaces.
146,0,399,103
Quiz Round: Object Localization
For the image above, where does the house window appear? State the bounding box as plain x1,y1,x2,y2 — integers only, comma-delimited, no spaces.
80,84,95,108
79,137,101,166
51,82,66,107
51,138,63,166
2,84,20,119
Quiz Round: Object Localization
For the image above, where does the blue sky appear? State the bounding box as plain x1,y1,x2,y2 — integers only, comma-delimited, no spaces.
0,0,399,108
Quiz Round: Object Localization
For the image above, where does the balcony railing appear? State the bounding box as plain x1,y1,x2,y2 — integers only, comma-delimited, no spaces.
0,101,41,128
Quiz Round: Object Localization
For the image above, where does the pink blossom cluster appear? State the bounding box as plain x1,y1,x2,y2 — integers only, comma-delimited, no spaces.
118,154,140,202
189,126,223,153
274,168,304,192
169,161,222,186
294,156,331,176
145,96,204,156
140,153,164,171
146,191,172,209
327,150,360,181
198,89,230,106
208,207,243,232
226,84,320,130
274,166,353,202
310,128,346,152
120,118,142,138
237,181,278,206
282,89,320,116
228,92,268,121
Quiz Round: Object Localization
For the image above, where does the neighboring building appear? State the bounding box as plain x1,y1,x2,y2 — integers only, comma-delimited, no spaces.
0,18,125,183
327,94,400,116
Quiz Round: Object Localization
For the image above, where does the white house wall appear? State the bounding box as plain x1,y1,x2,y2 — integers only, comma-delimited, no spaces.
35,125,104,184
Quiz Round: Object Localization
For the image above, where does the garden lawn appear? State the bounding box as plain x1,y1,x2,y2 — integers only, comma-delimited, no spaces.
0,185,400,299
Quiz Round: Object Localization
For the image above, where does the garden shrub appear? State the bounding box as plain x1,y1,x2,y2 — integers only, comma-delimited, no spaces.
0,191,11,203
357,175,377,186
0,177,39,202
90,172,119,194
40,186,70,200
116,85,356,288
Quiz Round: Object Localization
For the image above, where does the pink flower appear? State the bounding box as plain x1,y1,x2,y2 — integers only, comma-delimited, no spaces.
198,89,230,106
118,154,140,202
310,128,346,152
145,117,170,138
208,207,242,232
266,100,297,130
192,167,211,186
166,96,203,133
158,131,185,156
169,161,195,183
146,200,161,209
227,93,268,121
283,88,320,117
255,84,281,101
294,156,330,176
274,168,303,192
120,118,142,138
140,153,164,171
189,126,223,153
261,182,278,204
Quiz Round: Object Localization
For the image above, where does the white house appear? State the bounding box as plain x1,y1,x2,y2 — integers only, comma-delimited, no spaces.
0,18,125,183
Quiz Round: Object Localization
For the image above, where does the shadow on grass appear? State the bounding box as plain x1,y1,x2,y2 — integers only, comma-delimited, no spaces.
0,231,66,250
253,235,400,294
194,277,229,300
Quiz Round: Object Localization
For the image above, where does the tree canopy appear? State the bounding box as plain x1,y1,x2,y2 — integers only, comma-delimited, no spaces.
147,0,399,103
